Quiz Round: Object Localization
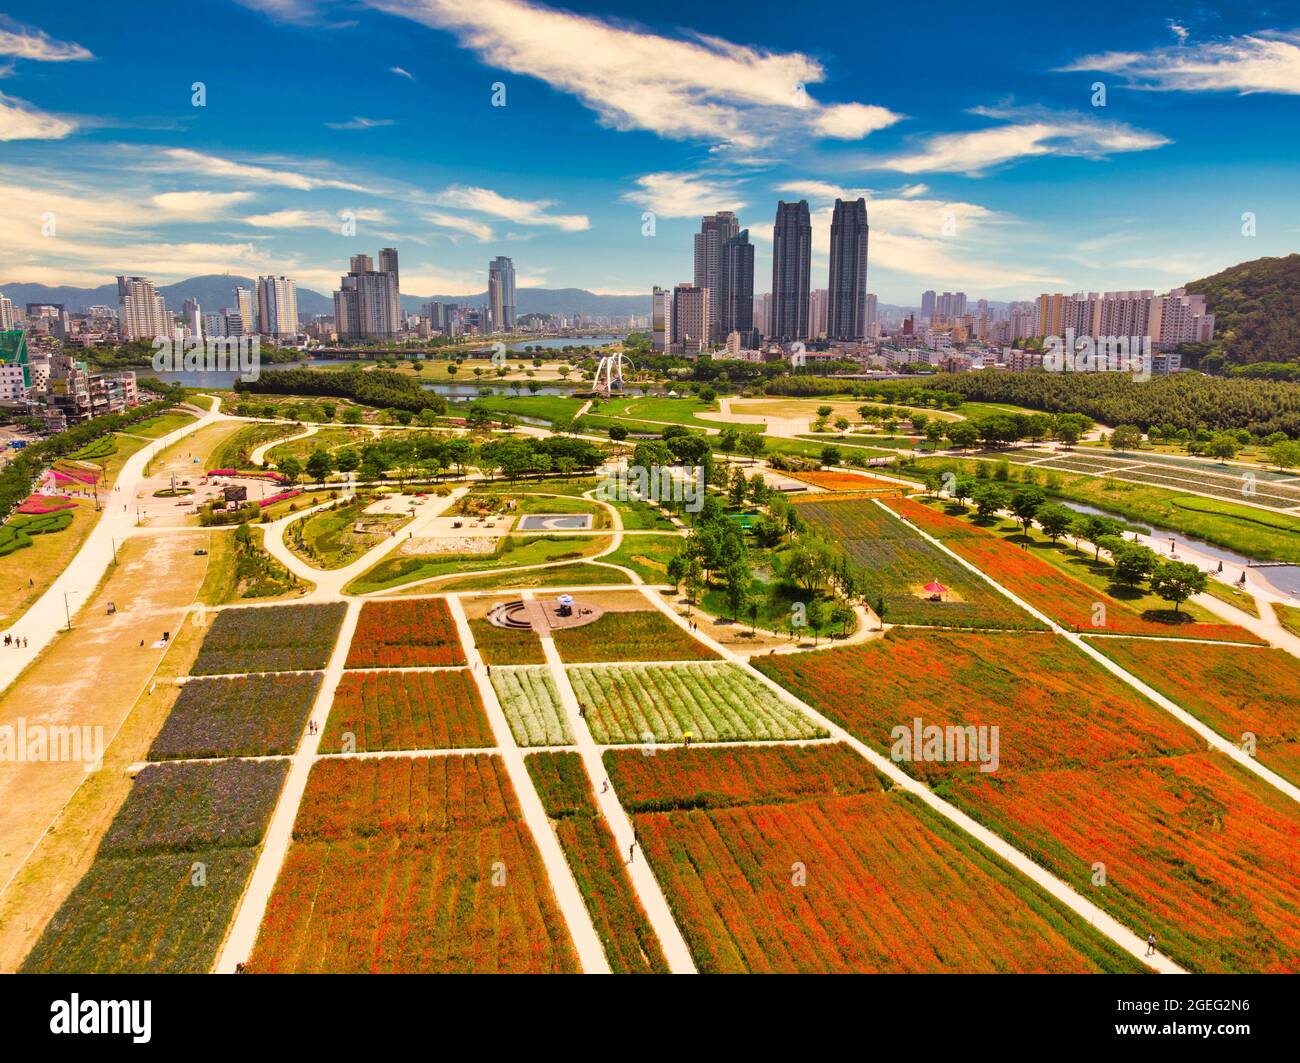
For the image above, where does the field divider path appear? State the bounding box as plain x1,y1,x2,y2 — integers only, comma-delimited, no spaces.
877,500,1300,806
214,597,362,973
633,583,1185,974
523,592,697,974
446,594,610,974
249,424,318,468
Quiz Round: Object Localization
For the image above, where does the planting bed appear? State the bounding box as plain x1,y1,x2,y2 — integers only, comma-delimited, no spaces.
345,598,465,669
150,672,321,760
491,666,572,746
191,602,346,675
551,609,719,662
320,669,494,752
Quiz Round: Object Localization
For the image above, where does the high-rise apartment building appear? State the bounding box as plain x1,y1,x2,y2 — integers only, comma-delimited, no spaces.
827,198,869,341
693,212,739,343
334,250,401,340
182,298,203,340
753,293,771,338
865,293,878,329
234,286,257,335
670,283,708,354
651,286,672,353
488,256,517,332
717,230,755,344
256,276,300,339
809,289,829,340
771,200,811,341
1158,288,1215,347
116,276,170,341
920,290,936,322
0,294,16,329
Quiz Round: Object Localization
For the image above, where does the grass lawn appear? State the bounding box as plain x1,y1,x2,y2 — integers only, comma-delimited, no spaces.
1274,603,1300,638
209,422,302,470
593,395,721,428
264,426,372,465
0,501,92,628
431,562,630,592
346,534,609,594
601,534,683,583
125,410,199,440
568,661,825,744
286,495,409,569
456,394,585,424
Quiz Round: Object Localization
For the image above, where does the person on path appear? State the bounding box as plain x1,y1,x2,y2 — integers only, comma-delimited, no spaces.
628,842,635,864
683,731,692,748
601,779,609,794
1145,933,1157,957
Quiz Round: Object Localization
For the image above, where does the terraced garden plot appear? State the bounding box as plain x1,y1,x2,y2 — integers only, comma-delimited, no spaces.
1113,468,1300,509
491,666,572,746
1093,638,1300,787
567,661,826,745
756,630,1300,973
345,598,465,668
248,755,579,973
320,670,494,752
150,672,320,760
468,617,545,664
603,745,1144,974
794,497,1044,630
888,496,1263,644
551,609,720,662
526,752,668,973
191,602,346,675
22,759,288,973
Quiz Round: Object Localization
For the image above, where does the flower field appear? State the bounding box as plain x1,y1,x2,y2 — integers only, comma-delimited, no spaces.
320,669,494,752
551,609,719,662
793,497,1044,630
567,662,827,745
149,672,321,759
886,496,1263,644
22,759,288,973
1093,639,1300,787
16,494,77,514
526,752,669,973
756,630,1300,972
345,598,466,668
603,745,1144,973
248,755,580,973
468,617,545,664
787,470,906,493
191,602,346,675
490,666,572,746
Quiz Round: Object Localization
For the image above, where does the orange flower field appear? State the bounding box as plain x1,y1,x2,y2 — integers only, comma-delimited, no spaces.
886,495,1264,644
756,630,1300,972
320,669,495,752
604,745,1144,973
344,598,467,668
249,755,578,973
1094,638,1300,787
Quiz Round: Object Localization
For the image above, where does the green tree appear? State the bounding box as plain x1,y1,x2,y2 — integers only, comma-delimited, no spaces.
1150,560,1207,614
304,448,334,483
277,456,302,484
972,482,1009,518
1110,424,1144,451
1035,502,1073,543
1009,485,1046,542
1111,542,1157,588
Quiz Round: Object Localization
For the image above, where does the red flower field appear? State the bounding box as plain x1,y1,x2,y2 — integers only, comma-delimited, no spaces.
249,755,578,973
886,495,1263,644
1094,638,1300,787
345,598,467,669
319,669,494,752
756,630,1300,972
603,745,1143,973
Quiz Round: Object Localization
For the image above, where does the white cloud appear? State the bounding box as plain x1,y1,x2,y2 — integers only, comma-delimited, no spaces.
390,65,415,80
364,0,901,149
324,116,397,130
152,148,367,192
621,172,746,219
0,19,92,61
151,190,255,217
422,210,494,241
430,185,588,230
0,92,75,140
1168,21,1190,44
877,107,1168,175
1063,29,1300,94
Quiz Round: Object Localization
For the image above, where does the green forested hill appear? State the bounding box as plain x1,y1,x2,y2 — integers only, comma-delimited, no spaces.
1186,254,1300,370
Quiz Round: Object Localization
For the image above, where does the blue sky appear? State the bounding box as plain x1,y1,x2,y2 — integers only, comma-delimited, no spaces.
1,0,1297,304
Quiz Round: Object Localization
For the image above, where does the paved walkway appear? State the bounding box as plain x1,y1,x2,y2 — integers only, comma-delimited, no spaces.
0,398,221,695
525,589,696,973
248,424,317,468
446,595,610,972
215,597,361,973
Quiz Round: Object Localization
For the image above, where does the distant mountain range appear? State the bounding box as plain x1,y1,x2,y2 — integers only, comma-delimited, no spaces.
0,275,650,320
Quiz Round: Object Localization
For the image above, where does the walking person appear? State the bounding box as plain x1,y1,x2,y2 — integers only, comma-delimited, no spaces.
1145,933,1157,957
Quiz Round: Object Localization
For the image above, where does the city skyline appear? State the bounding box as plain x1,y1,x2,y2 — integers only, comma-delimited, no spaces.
0,3,1296,304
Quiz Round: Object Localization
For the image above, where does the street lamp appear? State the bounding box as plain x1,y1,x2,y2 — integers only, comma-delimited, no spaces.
63,590,80,631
